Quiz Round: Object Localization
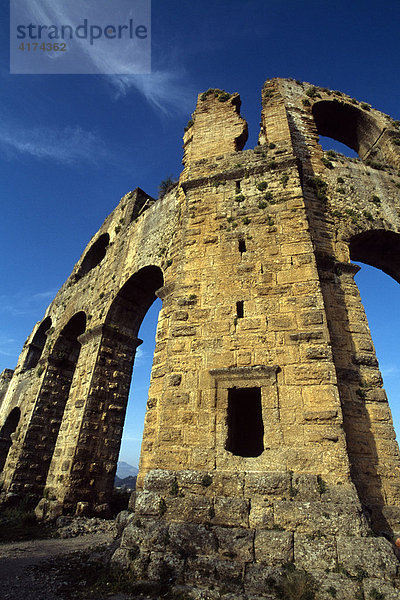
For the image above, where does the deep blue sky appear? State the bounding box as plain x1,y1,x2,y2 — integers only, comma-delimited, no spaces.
1,0,400,466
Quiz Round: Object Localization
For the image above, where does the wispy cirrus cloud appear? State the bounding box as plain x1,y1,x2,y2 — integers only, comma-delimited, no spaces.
381,365,400,378
0,121,110,164
13,0,193,116
0,336,18,357
107,70,195,115
0,289,57,317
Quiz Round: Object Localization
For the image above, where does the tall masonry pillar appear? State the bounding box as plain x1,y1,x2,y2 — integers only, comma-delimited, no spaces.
115,82,400,597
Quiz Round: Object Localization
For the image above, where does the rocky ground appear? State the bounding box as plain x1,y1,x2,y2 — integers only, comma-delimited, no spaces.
0,517,164,600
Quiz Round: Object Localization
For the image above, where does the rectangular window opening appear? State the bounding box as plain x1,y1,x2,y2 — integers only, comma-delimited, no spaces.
236,300,244,318
235,180,241,192
225,387,264,457
238,239,246,253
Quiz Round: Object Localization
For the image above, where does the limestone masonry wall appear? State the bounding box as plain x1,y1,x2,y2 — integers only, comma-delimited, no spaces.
1,78,400,598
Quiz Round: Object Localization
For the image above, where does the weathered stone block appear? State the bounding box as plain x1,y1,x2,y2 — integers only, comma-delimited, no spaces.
212,471,245,497
249,501,274,529
313,572,361,600
185,556,245,593
165,495,213,523
144,469,176,493
213,497,249,527
243,564,282,598
336,536,398,579
214,526,255,561
294,533,336,571
168,523,218,557
135,490,162,517
254,530,293,565
362,577,400,600
244,471,291,498
274,501,367,536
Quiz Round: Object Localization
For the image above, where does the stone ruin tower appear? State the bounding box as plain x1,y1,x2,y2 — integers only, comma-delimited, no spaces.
1,78,400,597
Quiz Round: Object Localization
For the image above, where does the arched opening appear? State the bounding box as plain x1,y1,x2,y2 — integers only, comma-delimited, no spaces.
353,263,400,443
312,100,381,159
345,230,400,531
75,233,109,281
350,229,400,283
0,407,20,471
7,312,87,501
22,316,52,371
350,229,400,439
73,266,164,509
117,297,162,482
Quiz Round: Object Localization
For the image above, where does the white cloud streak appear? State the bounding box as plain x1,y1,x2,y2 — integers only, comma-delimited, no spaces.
0,121,110,165
15,0,193,116
0,289,57,317
107,71,195,115
381,365,400,378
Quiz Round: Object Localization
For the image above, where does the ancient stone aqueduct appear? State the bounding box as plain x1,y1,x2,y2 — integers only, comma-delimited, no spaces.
1,78,400,596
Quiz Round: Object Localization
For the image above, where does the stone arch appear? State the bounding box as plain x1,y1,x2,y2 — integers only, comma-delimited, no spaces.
40,267,165,515
335,229,400,530
312,100,381,159
2,312,87,503
350,229,400,283
75,233,109,281
106,265,164,334
22,316,52,371
0,407,20,471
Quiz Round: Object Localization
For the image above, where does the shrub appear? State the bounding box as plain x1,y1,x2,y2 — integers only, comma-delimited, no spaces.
235,194,245,203
361,102,371,111
258,200,268,209
257,181,268,191
276,568,317,600
184,119,194,132
302,98,311,107
269,142,276,149
268,160,277,169
370,588,385,600
242,217,251,225
280,173,289,187
158,175,178,199
366,160,384,170
200,88,231,102
201,474,213,487
371,195,381,205
218,92,231,102
311,176,329,202
321,157,334,169
306,86,319,99
337,176,344,183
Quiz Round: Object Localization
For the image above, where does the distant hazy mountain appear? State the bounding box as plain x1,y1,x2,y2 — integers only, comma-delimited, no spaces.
114,475,137,491
117,461,139,479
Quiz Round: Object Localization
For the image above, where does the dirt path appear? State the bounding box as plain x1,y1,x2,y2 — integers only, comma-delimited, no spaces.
0,533,115,600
